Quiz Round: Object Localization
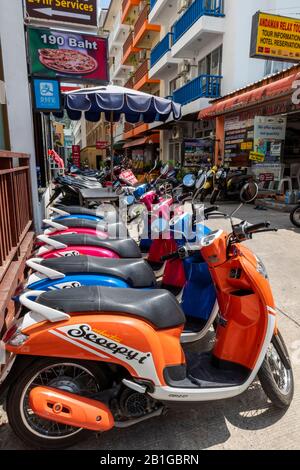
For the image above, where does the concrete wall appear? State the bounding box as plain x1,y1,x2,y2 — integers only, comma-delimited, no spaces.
0,0,40,229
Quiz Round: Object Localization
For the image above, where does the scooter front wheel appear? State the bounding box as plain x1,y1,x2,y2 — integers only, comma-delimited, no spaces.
290,205,300,228
258,331,294,409
6,358,109,449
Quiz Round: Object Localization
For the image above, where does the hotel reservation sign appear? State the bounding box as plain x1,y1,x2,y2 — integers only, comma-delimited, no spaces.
250,12,300,62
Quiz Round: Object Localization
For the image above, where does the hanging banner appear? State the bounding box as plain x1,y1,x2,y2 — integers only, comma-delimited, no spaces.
72,145,81,166
250,11,300,62
25,0,98,27
28,27,109,84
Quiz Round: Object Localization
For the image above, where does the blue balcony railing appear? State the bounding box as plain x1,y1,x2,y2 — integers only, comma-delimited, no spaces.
173,74,222,105
150,32,172,68
150,0,157,9
172,0,224,43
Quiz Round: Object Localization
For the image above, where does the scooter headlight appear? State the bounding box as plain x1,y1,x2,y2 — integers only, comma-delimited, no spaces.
256,256,268,279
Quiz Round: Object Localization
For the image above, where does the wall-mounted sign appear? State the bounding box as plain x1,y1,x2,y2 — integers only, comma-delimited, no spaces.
25,0,98,27
72,145,81,166
250,11,300,62
254,116,287,141
96,140,108,149
32,77,62,112
249,151,265,163
28,27,109,84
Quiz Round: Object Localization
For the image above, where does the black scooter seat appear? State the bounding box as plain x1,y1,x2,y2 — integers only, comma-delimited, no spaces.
40,256,156,288
51,219,128,237
49,234,142,258
55,205,118,219
37,286,185,330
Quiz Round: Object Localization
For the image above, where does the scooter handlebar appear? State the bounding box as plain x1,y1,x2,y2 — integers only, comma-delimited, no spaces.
244,222,271,234
161,252,180,262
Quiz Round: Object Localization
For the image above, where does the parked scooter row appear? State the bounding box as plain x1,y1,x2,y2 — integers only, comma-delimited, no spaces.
0,180,294,449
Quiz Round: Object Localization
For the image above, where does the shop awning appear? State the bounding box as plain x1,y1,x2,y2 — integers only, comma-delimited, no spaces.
198,71,300,120
123,134,160,148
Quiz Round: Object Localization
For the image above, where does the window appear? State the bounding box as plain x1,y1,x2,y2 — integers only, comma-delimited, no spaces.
198,46,222,76
265,60,295,76
169,77,178,96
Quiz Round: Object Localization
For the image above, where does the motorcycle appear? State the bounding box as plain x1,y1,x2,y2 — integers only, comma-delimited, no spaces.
290,204,300,228
210,166,255,204
0,183,293,449
199,165,218,202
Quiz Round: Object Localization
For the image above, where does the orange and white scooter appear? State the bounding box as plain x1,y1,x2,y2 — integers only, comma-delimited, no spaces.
0,183,294,449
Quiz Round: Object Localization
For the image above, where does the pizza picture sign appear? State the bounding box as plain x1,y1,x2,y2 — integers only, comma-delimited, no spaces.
28,27,109,84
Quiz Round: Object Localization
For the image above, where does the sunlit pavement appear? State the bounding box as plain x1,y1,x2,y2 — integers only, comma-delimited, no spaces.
0,204,299,450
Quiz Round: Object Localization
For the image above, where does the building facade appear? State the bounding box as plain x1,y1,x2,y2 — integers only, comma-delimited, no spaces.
105,0,299,169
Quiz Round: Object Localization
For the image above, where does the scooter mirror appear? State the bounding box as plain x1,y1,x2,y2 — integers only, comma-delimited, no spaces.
195,173,207,190
240,181,259,204
122,195,135,206
183,174,196,188
160,164,169,176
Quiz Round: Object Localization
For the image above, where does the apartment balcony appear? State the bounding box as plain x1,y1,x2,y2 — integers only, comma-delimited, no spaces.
121,0,141,25
173,74,222,105
149,32,180,79
108,10,130,52
171,0,225,59
123,122,149,140
122,31,141,65
149,0,170,24
133,59,160,92
133,4,160,49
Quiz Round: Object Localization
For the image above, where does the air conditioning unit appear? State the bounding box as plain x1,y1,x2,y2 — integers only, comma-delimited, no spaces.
172,125,183,140
178,60,190,76
138,49,147,62
177,0,190,14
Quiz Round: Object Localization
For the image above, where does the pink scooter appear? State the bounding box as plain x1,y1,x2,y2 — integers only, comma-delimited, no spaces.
35,234,142,260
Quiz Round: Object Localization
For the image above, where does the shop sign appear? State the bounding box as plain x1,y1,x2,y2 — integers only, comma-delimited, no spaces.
28,27,109,84
72,145,81,166
96,141,108,149
250,12,300,62
32,77,61,112
254,116,287,141
25,0,98,27
249,151,265,163
259,173,275,182
119,170,138,186
241,142,253,151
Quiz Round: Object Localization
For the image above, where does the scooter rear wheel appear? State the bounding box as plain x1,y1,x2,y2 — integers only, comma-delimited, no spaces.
6,358,109,449
258,331,294,409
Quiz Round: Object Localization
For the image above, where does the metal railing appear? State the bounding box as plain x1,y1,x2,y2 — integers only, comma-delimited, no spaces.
173,74,222,105
172,0,224,43
134,4,149,37
123,31,134,57
125,76,134,89
150,32,172,67
0,151,33,283
133,59,149,84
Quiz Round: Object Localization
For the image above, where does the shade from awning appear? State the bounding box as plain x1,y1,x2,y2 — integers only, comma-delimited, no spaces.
198,71,300,120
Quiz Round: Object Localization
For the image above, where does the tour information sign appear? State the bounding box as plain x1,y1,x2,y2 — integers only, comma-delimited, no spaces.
25,0,98,27
250,11,300,62
28,27,109,84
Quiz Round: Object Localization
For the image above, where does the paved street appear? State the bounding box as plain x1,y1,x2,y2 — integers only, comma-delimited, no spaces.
0,204,299,450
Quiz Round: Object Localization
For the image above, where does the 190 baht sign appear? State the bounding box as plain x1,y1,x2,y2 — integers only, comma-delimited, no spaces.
25,0,98,27
250,11,300,62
